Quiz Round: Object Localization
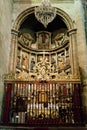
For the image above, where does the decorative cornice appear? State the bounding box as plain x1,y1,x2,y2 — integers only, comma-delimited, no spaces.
3,66,80,83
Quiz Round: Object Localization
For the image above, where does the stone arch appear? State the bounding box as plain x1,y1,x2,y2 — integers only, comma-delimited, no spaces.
12,7,74,31
10,6,75,72
8,5,85,124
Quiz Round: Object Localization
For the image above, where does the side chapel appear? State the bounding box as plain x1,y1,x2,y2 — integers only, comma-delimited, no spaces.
1,0,87,128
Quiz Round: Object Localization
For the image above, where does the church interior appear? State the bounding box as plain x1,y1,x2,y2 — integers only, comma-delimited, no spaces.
0,0,87,129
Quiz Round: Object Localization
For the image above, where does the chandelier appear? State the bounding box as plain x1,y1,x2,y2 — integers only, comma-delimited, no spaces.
35,0,56,28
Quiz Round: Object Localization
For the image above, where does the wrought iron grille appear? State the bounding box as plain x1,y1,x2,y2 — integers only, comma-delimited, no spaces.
3,81,83,126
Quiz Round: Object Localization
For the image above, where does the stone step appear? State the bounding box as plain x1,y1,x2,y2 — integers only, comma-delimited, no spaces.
0,126,87,130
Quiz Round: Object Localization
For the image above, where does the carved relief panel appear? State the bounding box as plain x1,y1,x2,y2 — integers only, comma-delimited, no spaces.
15,30,75,81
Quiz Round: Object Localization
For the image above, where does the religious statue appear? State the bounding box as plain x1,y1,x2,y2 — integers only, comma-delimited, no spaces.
51,58,56,72
30,58,35,71
22,54,29,69
58,56,65,70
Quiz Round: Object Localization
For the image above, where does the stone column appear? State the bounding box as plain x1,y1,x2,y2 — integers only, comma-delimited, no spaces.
9,29,18,72
68,29,79,77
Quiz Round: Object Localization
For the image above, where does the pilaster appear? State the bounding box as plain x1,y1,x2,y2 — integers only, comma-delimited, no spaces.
9,29,18,72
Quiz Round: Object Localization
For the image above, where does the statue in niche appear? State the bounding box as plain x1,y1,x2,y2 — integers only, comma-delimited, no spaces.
30,58,35,71
17,56,21,66
44,56,49,62
22,54,29,69
58,56,65,70
51,57,56,72
37,55,43,62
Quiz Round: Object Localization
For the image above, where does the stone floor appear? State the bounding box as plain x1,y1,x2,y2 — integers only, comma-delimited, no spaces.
0,126,87,130
0,122,86,130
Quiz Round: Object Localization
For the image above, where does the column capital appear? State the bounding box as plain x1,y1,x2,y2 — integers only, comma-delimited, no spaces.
11,29,19,36
68,28,77,36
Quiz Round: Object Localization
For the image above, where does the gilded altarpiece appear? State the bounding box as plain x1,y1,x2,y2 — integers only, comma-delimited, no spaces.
3,30,83,125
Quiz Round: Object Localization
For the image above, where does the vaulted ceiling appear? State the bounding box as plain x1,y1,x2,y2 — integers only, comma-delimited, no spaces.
19,12,67,36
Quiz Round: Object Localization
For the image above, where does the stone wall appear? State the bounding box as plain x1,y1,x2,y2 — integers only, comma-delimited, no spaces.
12,0,75,26
0,0,13,121
75,0,87,123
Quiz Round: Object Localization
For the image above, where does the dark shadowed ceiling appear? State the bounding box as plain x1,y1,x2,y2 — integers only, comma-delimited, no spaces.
19,13,67,34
